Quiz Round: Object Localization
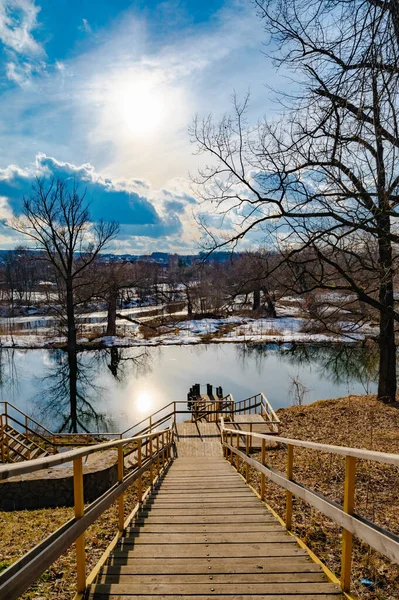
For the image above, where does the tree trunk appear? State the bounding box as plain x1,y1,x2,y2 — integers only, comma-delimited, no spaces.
378,309,396,403
108,347,120,378
67,349,78,433
66,280,76,352
263,292,277,318
106,287,118,336
65,279,78,431
377,216,396,403
253,286,261,311
186,289,193,316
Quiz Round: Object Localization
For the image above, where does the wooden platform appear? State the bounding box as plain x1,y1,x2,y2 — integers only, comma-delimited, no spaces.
231,414,277,449
85,450,343,599
175,422,222,457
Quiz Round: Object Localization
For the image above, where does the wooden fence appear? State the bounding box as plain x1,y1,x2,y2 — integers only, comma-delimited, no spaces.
220,418,399,595
0,426,174,600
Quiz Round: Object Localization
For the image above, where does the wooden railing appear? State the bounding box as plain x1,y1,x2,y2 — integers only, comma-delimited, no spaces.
0,426,174,600
1,391,280,462
230,393,280,433
220,418,399,595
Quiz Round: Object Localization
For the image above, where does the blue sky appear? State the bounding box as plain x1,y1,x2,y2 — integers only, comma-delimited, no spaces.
0,0,282,253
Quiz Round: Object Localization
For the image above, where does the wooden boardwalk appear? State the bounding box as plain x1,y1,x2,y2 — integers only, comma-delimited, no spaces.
231,414,277,449
85,433,343,599
175,422,223,457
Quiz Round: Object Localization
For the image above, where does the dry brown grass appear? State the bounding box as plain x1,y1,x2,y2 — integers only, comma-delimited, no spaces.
242,395,399,600
0,472,151,600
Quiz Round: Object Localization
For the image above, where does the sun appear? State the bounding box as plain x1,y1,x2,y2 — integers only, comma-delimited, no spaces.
135,389,155,413
110,72,167,137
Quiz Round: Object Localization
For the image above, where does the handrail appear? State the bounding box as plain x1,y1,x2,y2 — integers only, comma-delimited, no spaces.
220,418,399,595
0,391,279,462
221,423,399,466
1,413,56,451
0,426,174,600
121,401,188,436
0,401,54,436
0,427,172,480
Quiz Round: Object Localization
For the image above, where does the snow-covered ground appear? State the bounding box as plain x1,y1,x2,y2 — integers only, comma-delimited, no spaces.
0,314,370,348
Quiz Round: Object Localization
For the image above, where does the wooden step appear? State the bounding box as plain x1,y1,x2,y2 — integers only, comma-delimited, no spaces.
87,581,342,596
112,543,305,558
86,448,343,600
97,572,328,584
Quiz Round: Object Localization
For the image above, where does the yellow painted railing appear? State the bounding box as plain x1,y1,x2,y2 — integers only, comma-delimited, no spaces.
0,426,175,600
1,392,280,461
220,418,399,596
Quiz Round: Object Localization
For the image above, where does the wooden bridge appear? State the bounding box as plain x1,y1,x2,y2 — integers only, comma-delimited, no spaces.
0,393,399,600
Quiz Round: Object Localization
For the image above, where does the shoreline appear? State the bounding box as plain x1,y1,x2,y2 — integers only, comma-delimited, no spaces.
0,333,363,350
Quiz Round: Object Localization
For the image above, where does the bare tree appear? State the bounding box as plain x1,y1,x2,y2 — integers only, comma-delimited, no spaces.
10,178,119,431
11,177,119,351
191,0,399,402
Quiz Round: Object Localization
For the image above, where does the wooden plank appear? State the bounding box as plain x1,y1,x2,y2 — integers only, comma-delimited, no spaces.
157,485,247,489
140,509,269,515
152,490,254,496
105,556,319,570
89,594,342,599
111,544,307,558
136,515,278,523
145,501,262,508
127,524,284,533
98,572,327,584
120,533,295,544
87,582,342,594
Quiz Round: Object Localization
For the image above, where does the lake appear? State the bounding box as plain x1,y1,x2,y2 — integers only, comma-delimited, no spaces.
0,343,377,433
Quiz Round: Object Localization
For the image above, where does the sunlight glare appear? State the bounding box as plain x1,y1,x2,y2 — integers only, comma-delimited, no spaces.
135,389,155,413
111,74,167,137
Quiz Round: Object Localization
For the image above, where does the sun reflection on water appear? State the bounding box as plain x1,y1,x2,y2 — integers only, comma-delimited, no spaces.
135,389,155,414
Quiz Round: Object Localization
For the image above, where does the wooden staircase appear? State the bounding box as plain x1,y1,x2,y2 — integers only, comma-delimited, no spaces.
0,423,49,463
84,454,343,598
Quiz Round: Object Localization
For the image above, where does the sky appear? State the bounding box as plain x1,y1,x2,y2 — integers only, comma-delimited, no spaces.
0,0,281,254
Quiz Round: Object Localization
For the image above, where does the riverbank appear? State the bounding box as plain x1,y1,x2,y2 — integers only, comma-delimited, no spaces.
0,314,373,349
248,394,399,600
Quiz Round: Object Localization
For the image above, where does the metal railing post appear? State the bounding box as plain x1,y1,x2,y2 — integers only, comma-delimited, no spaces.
261,438,266,501
73,457,86,594
286,444,294,530
137,438,142,503
149,435,154,486
245,434,250,482
156,434,160,476
341,456,356,593
0,414,4,463
118,446,124,532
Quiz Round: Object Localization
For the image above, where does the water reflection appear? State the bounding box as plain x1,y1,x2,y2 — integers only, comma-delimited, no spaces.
36,350,111,433
236,342,378,390
0,343,379,433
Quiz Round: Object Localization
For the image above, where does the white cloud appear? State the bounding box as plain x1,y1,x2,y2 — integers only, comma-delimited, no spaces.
0,1,286,206
79,18,91,34
0,0,45,85
0,153,201,253
0,0,43,55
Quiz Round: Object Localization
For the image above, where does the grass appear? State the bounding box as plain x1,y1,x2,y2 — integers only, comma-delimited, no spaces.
239,394,399,600
0,473,151,600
